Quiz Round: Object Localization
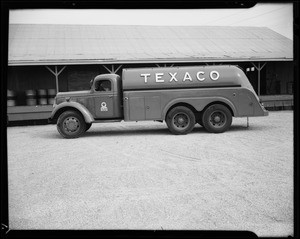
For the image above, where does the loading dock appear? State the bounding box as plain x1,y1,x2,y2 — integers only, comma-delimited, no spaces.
7,24,293,121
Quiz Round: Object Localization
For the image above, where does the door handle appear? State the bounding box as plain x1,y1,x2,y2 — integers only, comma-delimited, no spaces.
124,97,128,101
108,95,113,98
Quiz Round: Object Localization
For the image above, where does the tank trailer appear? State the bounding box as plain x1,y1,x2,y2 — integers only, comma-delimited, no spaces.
49,65,268,138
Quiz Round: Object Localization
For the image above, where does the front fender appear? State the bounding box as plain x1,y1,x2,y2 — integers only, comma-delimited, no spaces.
50,101,95,123
162,96,237,119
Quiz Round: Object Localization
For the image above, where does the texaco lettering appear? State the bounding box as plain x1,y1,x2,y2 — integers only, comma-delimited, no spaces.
141,70,220,83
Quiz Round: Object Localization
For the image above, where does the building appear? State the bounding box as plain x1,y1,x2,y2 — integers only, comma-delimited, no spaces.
7,24,293,121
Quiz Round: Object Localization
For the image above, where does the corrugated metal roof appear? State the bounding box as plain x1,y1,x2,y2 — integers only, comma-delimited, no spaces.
8,24,293,66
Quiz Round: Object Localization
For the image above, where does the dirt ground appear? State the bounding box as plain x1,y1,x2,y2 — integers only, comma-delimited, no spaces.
7,111,293,237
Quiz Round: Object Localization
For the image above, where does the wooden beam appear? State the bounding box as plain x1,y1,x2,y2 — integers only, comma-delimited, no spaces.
45,66,66,93
103,65,112,73
55,66,59,93
251,62,258,70
57,66,66,75
258,62,261,96
251,62,267,96
45,66,56,75
251,62,267,71
261,62,267,70
114,65,123,74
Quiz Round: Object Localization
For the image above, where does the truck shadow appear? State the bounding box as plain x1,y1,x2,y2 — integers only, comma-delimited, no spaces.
83,124,257,138
42,124,269,139
84,127,171,137
228,124,273,132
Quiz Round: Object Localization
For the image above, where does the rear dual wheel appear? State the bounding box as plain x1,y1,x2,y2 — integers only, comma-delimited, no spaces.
202,104,232,133
165,104,232,135
166,106,196,135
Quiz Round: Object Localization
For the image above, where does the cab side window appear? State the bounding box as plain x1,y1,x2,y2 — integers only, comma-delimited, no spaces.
95,80,112,92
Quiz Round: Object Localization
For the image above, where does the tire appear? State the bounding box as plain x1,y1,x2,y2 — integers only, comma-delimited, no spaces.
85,123,92,132
57,110,86,138
166,106,195,135
202,104,232,133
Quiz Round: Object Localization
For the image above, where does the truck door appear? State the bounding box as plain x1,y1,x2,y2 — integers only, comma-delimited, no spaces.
145,96,161,119
128,96,145,120
94,79,114,118
237,91,254,116
124,94,161,121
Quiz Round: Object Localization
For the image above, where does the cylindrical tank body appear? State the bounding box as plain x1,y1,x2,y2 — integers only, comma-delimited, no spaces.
122,65,255,93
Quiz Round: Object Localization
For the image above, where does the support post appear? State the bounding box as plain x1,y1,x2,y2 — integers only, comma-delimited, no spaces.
155,63,173,68
55,66,59,93
103,65,113,73
258,62,261,96
45,66,66,93
102,64,123,74
251,62,267,96
114,65,123,74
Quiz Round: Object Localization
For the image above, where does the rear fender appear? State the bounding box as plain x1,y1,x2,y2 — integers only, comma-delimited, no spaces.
50,102,94,123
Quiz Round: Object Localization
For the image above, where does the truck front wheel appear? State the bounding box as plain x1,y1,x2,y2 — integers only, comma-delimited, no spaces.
202,104,232,133
166,106,195,135
57,110,86,138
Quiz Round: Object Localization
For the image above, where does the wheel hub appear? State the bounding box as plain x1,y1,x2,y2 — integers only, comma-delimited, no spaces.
209,111,226,127
214,116,221,123
64,117,79,132
178,117,185,124
173,113,189,128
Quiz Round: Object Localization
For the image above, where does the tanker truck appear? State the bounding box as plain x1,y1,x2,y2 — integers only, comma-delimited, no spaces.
48,65,268,138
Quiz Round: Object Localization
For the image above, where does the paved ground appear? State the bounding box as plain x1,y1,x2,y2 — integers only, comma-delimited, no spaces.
7,111,293,237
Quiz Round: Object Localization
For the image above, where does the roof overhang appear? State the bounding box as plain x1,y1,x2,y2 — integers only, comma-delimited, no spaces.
8,57,293,66
8,24,294,66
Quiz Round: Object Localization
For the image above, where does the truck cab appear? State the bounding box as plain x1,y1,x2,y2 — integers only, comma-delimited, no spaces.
90,74,123,119
51,73,123,121
48,74,123,138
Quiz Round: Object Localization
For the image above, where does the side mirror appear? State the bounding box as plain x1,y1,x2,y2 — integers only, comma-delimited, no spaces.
90,79,93,88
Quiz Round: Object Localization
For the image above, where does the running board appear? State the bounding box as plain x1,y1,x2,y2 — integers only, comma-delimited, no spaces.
93,119,123,123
